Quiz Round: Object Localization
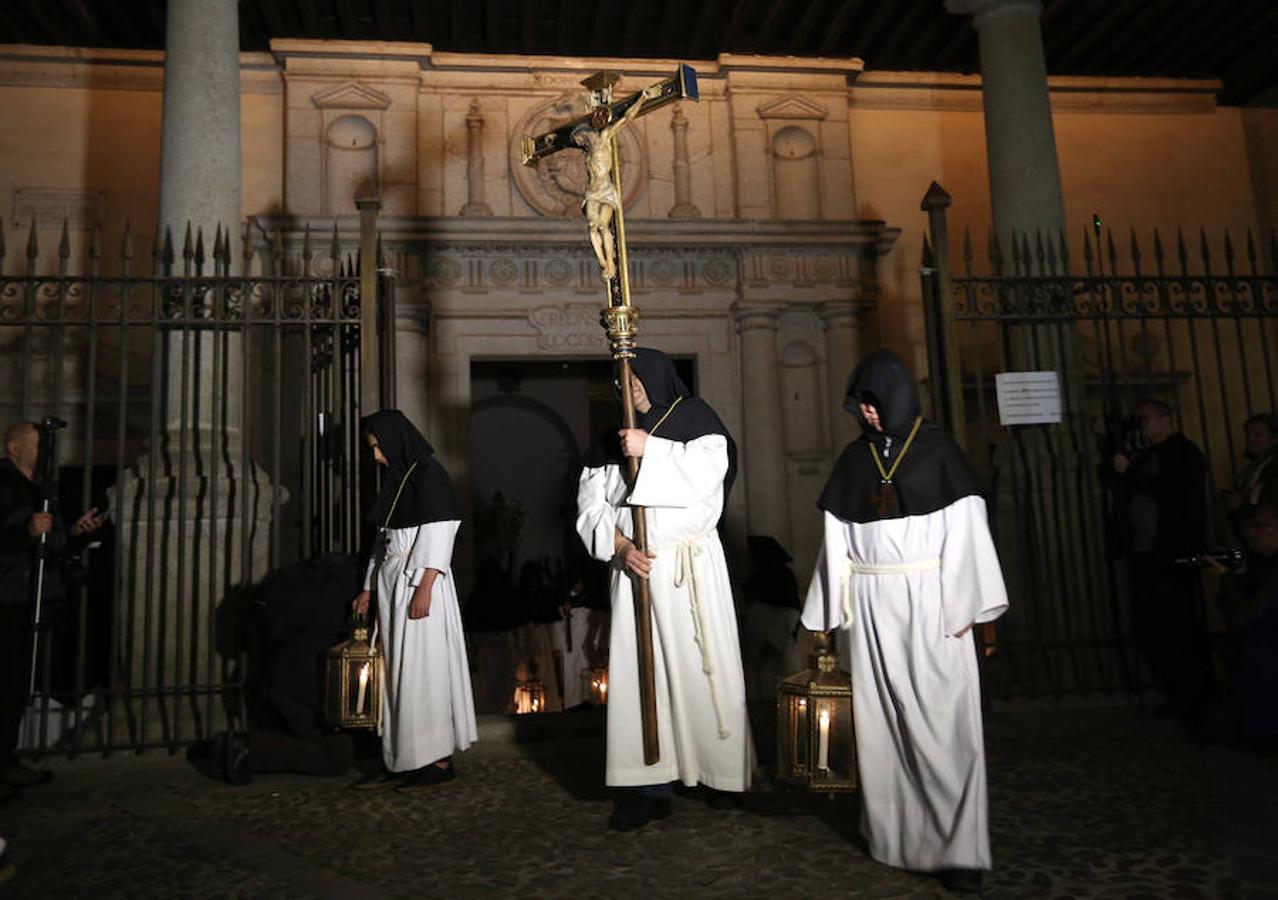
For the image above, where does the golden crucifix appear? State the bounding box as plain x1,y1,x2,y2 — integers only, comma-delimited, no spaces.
522,65,699,766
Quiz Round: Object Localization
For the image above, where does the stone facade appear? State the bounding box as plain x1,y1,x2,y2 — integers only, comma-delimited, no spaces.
0,39,1267,579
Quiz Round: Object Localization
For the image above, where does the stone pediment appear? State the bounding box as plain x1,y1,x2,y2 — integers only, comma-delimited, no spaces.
311,81,392,110
757,95,828,120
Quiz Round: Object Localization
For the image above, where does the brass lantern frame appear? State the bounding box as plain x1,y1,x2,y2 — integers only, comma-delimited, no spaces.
324,614,381,730
776,631,857,793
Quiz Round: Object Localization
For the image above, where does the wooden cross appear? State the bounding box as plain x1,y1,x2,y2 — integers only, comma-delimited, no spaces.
871,481,898,517
522,65,699,767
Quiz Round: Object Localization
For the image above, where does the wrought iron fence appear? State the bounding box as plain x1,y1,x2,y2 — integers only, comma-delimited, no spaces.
3,216,393,755
920,183,1278,700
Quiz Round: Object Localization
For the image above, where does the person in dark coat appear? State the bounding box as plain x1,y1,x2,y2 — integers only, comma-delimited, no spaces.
1112,399,1213,734
0,421,104,797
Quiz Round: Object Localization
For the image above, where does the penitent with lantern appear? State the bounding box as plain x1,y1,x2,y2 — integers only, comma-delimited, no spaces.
799,351,1009,896
348,410,478,793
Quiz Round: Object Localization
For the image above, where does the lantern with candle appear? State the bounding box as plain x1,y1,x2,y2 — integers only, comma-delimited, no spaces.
776,631,856,792
589,664,609,705
324,613,381,730
513,678,547,714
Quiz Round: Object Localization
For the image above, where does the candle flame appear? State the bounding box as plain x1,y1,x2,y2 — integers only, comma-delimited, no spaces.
819,709,830,725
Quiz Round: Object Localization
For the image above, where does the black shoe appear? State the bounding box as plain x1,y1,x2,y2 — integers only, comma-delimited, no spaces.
608,795,670,832
1,763,53,788
706,790,742,811
350,769,403,791
395,760,457,793
939,869,984,894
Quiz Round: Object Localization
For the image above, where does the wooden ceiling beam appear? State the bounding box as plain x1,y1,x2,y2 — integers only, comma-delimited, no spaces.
484,0,501,48
722,0,749,53
1117,2,1211,73
656,0,684,57
1181,6,1278,76
60,0,107,46
17,0,70,43
93,0,145,47
370,0,395,38
750,0,789,54
334,0,361,37
847,0,900,59
589,0,614,54
874,0,943,66
817,0,862,58
788,0,829,55
409,0,430,40
253,0,288,39
1042,0,1109,61
295,0,324,38
520,0,537,53
622,0,646,54
1053,0,1143,72
689,0,723,57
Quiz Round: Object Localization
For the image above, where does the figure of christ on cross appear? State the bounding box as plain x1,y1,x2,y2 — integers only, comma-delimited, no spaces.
572,83,662,282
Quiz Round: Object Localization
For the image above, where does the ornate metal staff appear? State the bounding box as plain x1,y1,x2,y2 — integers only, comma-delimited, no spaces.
523,65,699,765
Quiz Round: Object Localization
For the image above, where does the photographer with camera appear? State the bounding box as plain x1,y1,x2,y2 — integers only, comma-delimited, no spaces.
1111,399,1214,738
0,419,106,800
1208,503,1278,747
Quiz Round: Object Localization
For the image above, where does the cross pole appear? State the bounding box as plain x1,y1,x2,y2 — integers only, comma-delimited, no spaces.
522,65,698,766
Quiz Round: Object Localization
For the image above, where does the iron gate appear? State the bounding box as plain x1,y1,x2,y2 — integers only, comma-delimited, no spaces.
920,183,1278,700
3,217,394,755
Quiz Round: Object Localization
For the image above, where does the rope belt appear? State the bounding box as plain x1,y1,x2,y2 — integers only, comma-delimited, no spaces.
652,529,730,740
840,556,941,627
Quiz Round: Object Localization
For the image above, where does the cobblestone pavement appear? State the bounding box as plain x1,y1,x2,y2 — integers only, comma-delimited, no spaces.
1,705,1276,898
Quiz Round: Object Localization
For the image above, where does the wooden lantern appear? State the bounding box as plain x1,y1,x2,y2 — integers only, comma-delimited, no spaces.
776,631,856,793
513,679,547,714
589,664,609,705
324,615,381,730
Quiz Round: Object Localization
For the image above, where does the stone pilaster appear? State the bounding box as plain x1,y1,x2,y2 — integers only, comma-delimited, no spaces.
733,301,790,546
460,99,493,217
668,105,701,219
817,299,867,456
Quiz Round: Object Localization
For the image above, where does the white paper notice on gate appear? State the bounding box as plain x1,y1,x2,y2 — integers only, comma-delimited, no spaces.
995,371,1063,425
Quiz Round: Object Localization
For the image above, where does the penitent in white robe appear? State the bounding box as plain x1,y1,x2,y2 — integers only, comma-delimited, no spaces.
576,434,753,791
365,520,479,773
552,606,595,709
802,495,1008,872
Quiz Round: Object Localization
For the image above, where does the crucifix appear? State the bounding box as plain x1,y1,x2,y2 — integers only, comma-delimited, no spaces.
522,65,699,766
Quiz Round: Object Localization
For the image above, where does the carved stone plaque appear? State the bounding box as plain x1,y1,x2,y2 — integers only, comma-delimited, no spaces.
510,96,646,218
529,304,607,352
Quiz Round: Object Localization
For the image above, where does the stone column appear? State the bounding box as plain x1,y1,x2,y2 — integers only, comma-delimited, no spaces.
668,105,701,219
732,301,790,546
394,307,433,432
818,299,865,456
460,99,493,217
110,0,281,745
945,0,1066,243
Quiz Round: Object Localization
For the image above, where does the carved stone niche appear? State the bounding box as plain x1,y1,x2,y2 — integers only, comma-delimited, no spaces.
312,82,391,216
781,339,825,455
510,94,647,218
758,96,828,220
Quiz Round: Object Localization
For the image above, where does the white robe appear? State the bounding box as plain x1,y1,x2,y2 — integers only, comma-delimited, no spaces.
802,495,1008,872
576,434,753,791
552,606,595,709
365,519,479,772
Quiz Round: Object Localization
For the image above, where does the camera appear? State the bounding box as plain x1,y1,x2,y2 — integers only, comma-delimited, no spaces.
1173,547,1247,574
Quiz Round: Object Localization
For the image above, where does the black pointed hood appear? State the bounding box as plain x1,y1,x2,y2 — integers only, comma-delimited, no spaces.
818,351,982,523
362,409,458,528
845,349,923,441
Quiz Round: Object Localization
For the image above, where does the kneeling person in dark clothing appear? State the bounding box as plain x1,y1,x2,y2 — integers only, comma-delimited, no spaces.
213,554,362,784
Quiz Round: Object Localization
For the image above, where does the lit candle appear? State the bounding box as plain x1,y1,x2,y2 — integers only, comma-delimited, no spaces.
817,709,830,771
355,662,370,716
